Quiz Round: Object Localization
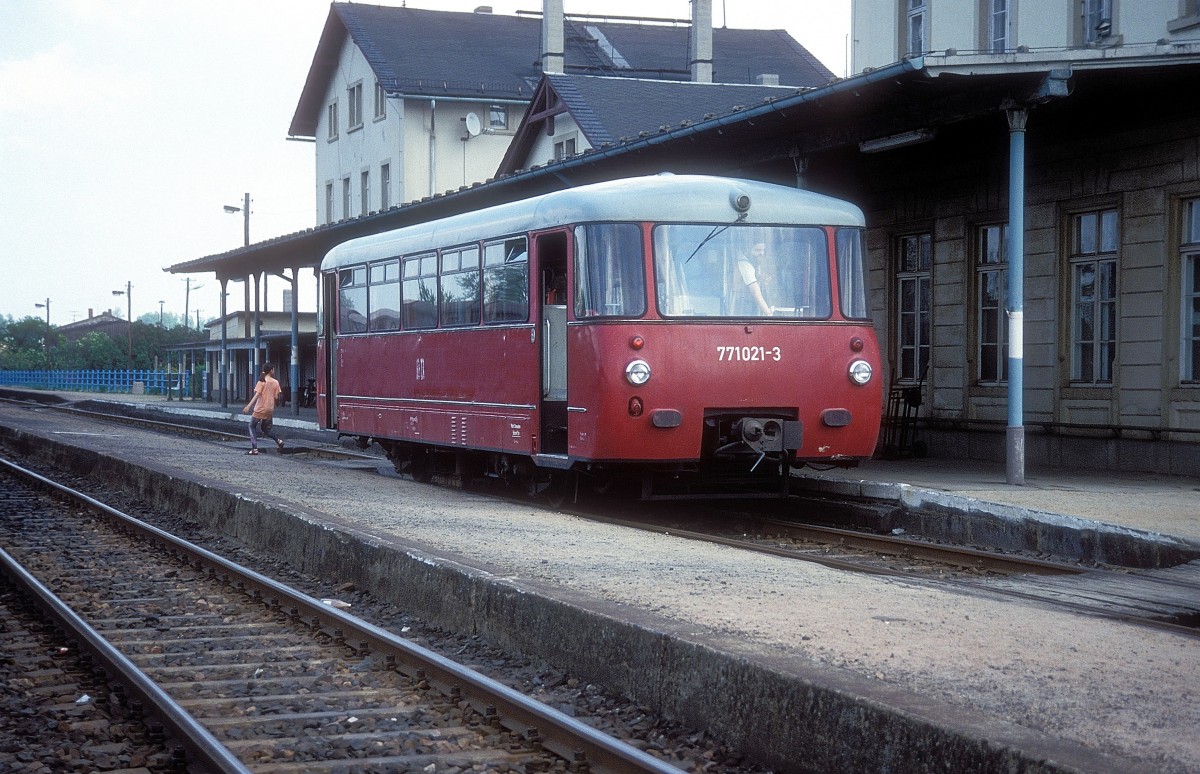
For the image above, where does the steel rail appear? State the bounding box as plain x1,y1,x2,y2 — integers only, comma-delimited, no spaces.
0,540,251,773
0,455,681,774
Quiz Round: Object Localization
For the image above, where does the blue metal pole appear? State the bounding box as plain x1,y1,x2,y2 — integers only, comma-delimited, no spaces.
290,270,300,417
220,277,229,408
1006,108,1027,485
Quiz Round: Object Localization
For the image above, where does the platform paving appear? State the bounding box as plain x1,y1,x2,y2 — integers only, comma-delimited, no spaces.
0,387,1197,772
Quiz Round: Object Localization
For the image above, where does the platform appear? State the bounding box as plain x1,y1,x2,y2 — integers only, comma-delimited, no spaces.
0,388,1197,772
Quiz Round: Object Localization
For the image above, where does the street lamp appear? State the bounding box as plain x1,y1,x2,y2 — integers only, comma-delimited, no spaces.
112,281,132,366
34,298,50,366
224,192,250,247
182,277,204,329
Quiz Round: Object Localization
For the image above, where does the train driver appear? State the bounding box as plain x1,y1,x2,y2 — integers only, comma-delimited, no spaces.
734,241,774,316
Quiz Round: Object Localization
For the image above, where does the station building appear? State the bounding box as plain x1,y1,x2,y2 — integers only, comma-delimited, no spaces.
169,1,1200,475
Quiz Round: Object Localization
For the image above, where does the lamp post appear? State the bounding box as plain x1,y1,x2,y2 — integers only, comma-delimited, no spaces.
223,193,250,247
223,194,251,408
112,281,132,366
183,278,204,330
34,299,50,367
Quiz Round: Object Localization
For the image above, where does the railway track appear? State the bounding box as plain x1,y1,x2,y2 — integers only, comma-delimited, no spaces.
0,456,682,773
7,396,1198,643
573,504,1200,640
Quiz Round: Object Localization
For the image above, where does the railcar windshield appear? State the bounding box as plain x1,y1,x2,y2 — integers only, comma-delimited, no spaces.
653,224,832,319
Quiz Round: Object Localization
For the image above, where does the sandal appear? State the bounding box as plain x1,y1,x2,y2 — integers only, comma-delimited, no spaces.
246,449,259,455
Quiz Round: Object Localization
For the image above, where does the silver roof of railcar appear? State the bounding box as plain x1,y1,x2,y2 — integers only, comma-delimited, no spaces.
321,175,865,272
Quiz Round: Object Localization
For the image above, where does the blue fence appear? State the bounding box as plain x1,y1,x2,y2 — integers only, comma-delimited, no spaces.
0,369,206,397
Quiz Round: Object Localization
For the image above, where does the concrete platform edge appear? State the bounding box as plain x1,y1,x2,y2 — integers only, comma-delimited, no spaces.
793,473,1200,568
0,423,1153,774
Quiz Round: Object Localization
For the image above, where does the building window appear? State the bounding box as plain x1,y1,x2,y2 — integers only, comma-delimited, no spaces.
374,80,386,120
342,177,351,221
380,163,391,210
905,0,927,56
1082,0,1113,44
360,171,370,216
1070,208,1118,384
1182,198,1200,382
488,105,508,130
977,224,1009,383
987,0,1009,52
327,101,339,140
347,82,363,130
896,232,932,383
554,137,576,161
325,182,334,224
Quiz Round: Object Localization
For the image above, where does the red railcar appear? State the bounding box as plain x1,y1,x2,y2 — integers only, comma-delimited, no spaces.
317,175,882,498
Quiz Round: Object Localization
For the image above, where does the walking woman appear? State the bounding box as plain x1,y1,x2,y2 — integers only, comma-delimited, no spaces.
242,362,285,455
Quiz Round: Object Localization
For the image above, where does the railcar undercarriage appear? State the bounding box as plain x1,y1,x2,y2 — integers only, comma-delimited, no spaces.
362,407,832,503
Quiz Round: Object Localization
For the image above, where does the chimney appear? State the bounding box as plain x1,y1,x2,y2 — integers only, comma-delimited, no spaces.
87,308,94,319
689,0,713,83
541,0,564,74
754,73,780,86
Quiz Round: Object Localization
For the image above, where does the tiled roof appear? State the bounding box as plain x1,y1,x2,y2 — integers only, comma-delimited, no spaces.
546,73,799,147
289,3,832,137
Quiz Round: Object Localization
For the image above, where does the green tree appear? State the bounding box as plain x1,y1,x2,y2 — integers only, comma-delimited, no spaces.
0,315,56,369
57,332,127,369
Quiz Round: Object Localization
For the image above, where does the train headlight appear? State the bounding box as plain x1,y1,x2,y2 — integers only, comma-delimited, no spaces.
625,359,652,386
848,359,873,385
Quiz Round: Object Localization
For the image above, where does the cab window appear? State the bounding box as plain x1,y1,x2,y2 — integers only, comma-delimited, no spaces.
573,223,645,318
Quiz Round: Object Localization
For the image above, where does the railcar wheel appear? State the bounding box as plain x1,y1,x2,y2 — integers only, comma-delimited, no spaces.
409,448,434,484
543,471,575,509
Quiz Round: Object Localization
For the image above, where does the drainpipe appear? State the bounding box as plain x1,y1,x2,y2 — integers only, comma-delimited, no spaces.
1006,107,1027,486
428,98,436,198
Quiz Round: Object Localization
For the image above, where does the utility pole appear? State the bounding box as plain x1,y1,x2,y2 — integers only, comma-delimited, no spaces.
112,281,132,366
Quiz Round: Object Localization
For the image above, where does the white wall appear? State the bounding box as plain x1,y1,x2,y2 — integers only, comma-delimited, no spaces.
312,34,520,222
402,100,516,201
852,0,1197,72
525,113,592,169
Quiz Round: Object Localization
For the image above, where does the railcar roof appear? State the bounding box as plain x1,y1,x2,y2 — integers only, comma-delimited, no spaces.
321,175,864,271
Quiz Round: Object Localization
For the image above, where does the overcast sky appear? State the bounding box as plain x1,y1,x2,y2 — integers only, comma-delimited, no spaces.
0,0,850,328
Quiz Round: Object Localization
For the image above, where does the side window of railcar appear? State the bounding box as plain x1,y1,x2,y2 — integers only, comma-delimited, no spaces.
338,268,368,334
483,237,529,323
573,223,645,318
440,245,481,327
836,228,871,320
403,253,437,330
368,260,401,331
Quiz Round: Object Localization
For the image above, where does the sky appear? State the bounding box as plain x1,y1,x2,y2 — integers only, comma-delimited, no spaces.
0,0,850,329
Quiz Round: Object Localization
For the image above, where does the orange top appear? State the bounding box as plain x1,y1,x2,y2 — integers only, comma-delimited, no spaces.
251,376,282,420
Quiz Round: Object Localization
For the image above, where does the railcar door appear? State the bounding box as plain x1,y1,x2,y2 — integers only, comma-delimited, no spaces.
535,231,569,455
319,271,338,428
